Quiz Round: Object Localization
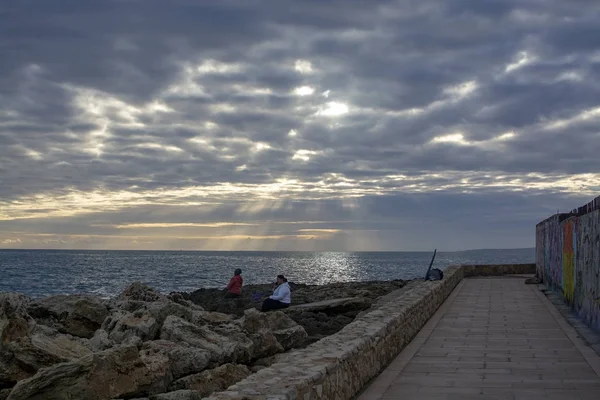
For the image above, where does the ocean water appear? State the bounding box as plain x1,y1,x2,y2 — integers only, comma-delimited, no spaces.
0,249,534,299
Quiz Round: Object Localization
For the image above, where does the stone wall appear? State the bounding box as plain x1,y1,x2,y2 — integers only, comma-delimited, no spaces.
536,195,600,332
206,263,535,400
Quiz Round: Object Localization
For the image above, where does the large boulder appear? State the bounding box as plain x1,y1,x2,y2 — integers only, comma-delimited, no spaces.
140,341,210,381
160,316,253,365
247,331,282,360
1,323,91,387
170,364,251,397
272,326,308,350
27,295,108,339
144,302,195,326
6,345,157,400
117,282,166,303
88,329,112,351
167,292,205,312
0,293,35,344
102,310,160,344
240,309,307,350
189,310,233,326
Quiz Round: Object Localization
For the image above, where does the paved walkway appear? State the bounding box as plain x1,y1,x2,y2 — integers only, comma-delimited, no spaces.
358,278,600,400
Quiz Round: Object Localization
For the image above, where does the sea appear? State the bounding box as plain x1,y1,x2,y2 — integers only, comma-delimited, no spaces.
0,248,534,299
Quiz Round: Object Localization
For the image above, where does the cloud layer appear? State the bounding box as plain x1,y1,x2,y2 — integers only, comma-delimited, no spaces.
1,0,599,250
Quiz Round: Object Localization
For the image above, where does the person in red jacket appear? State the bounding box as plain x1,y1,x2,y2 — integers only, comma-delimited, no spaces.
226,268,243,298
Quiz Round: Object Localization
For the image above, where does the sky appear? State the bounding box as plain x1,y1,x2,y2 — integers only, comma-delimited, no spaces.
1,0,599,252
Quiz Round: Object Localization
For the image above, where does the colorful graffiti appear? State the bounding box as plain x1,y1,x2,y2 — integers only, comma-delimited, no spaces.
536,196,600,332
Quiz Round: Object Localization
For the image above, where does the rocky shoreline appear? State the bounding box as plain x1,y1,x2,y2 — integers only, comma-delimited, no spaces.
0,279,407,400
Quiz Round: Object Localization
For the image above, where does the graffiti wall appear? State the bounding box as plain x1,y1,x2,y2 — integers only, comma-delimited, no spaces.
536,196,600,332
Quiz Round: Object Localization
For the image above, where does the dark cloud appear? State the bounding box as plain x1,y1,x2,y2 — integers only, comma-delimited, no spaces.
1,0,599,250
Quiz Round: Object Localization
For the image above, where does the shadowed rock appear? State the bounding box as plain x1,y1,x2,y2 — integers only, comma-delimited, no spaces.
1,294,92,388
27,295,108,339
7,346,156,400
170,364,251,398
285,297,371,314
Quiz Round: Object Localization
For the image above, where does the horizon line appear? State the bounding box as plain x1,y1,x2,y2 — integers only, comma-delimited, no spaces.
0,247,535,253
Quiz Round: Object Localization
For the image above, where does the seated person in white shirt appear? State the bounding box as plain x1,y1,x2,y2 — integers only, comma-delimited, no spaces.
261,274,291,311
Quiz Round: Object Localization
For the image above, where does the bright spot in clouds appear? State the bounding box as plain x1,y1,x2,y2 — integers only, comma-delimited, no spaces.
495,132,516,141
293,86,315,96
443,80,479,99
430,133,470,146
292,149,320,162
294,59,313,74
505,51,535,73
317,102,349,117
254,142,271,151
197,59,242,74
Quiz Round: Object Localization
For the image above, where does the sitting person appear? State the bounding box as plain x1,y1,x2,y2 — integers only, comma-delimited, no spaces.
261,274,291,311
225,268,243,298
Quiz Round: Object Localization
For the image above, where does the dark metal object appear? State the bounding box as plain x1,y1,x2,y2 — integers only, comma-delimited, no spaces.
424,249,437,280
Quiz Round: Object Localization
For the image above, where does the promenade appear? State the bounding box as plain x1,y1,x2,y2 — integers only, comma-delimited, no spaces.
357,277,600,400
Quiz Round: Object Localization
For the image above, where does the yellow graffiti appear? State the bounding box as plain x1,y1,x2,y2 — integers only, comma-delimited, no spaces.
562,221,575,304
563,256,574,304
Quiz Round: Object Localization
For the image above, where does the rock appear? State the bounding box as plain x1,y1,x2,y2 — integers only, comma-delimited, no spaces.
525,277,542,284
160,316,253,365
240,309,307,350
166,293,204,311
27,295,108,338
1,324,92,387
102,300,218,345
137,343,177,395
286,311,352,342
285,297,371,314
170,364,251,397
272,326,307,350
264,310,299,331
23,325,91,360
264,311,307,350
118,282,166,302
89,329,112,351
0,389,11,400
0,293,35,344
190,310,233,326
1,294,93,386
6,345,156,400
108,299,147,313
144,302,194,326
247,331,283,359
102,310,160,344
140,340,210,380
150,390,202,400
